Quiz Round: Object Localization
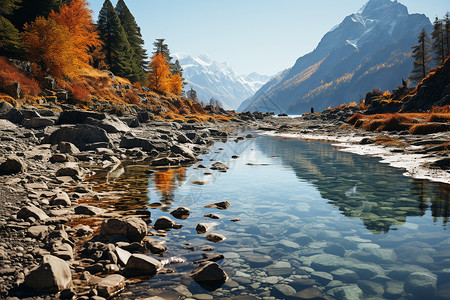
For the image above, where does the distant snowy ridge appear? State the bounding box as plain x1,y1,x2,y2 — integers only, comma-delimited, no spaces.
174,53,270,110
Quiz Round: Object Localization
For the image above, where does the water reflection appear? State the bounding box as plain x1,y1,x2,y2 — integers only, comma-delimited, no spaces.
153,168,186,204
255,136,450,233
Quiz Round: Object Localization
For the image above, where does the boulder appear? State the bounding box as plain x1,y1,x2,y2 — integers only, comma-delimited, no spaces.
115,247,132,266
272,284,296,298
58,142,80,154
22,117,55,128
191,262,228,286
124,254,162,276
0,155,26,175
120,134,168,152
75,205,104,216
24,255,72,293
97,274,126,298
17,205,49,221
150,157,182,167
153,216,176,230
328,285,363,300
43,124,111,151
57,110,106,125
404,272,437,299
101,218,147,242
56,162,82,178
170,144,196,161
0,101,24,124
28,225,49,240
85,115,130,133
50,192,71,207
170,207,190,219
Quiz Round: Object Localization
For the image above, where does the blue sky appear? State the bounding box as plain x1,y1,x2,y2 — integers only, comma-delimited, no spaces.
87,0,449,76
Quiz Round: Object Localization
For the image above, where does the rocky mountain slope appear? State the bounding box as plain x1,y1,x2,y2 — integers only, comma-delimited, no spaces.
239,0,432,114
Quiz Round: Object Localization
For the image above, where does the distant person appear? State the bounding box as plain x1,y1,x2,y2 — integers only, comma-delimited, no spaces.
311,107,314,114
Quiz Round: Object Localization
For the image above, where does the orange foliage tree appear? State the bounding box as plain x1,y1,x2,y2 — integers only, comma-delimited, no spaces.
170,73,183,96
49,0,101,69
22,17,75,78
21,0,101,78
147,53,171,93
147,53,183,95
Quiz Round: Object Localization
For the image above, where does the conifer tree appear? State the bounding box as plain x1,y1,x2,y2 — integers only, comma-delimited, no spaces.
444,12,450,59
97,0,135,80
153,38,172,64
409,28,432,84
115,0,147,81
432,17,446,66
10,0,62,31
0,0,21,57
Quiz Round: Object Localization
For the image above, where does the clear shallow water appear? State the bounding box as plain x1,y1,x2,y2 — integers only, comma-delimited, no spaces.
110,135,450,299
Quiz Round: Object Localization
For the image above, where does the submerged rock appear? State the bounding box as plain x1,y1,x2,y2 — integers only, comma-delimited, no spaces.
170,207,190,219
153,216,177,230
204,201,231,210
191,262,228,288
404,272,437,299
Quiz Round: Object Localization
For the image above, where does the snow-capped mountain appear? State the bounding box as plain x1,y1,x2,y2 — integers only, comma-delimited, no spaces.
239,0,432,113
174,53,270,110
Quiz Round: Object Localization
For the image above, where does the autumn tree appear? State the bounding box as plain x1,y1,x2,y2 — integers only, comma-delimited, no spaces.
21,16,75,78
97,0,135,80
147,53,171,93
49,0,101,70
432,17,446,66
115,0,147,81
409,28,432,84
0,0,22,57
169,73,183,96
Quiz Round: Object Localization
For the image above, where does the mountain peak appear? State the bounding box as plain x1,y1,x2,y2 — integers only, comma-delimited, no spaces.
359,0,408,18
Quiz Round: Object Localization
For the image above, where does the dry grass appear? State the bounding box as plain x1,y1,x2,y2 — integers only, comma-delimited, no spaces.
432,105,450,113
347,112,450,134
373,135,409,148
0,57,41,97
409,123,450,135
425,113,450,123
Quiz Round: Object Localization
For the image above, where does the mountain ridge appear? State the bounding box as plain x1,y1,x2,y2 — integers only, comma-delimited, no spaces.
238,0,432,114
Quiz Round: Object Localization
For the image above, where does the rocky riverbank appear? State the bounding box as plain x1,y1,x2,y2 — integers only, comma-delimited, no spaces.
0,100,272,299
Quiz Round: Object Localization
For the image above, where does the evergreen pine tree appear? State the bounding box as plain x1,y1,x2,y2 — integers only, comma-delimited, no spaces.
97,0,136,80
409,28,432,84
431,17,445,66
115,0,147,82
9,0,62,31
0,0,21,57
153,38,172,64
171,59,185,85
444,12,450,59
